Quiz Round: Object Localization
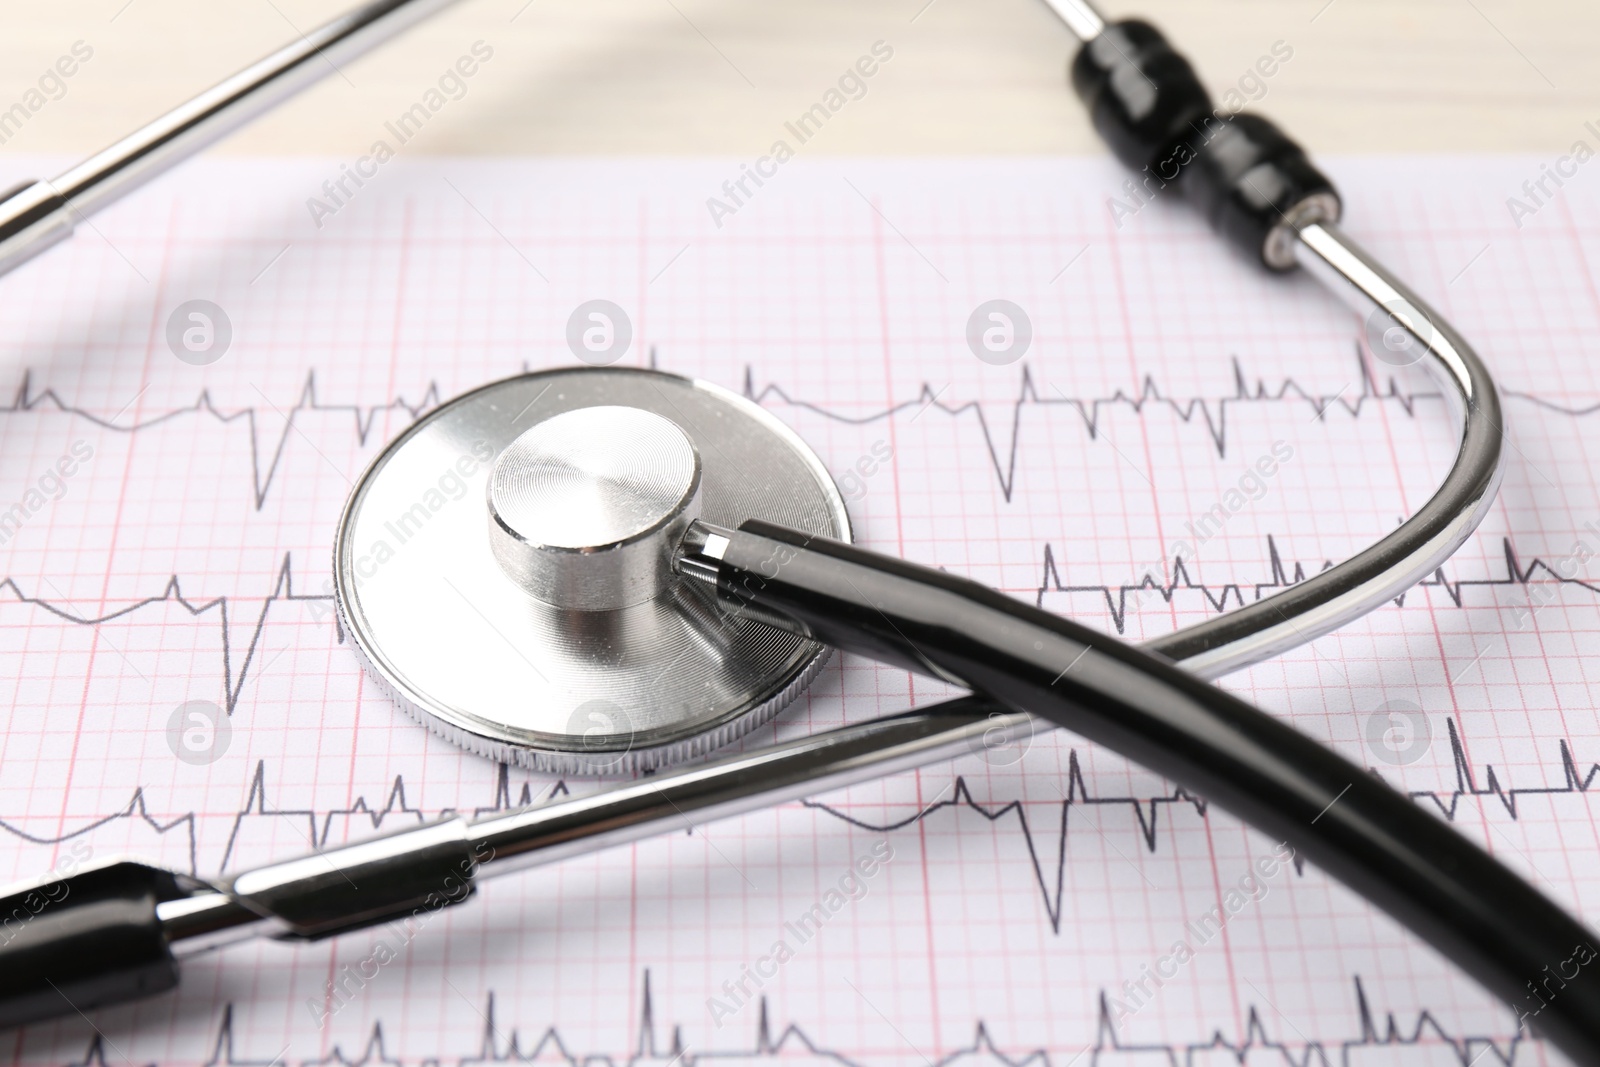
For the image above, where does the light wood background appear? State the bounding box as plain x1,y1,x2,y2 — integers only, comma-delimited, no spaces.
0,0,1594,163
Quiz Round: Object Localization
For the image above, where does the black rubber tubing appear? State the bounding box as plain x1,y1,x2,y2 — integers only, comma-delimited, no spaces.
712,519,1600,1063
0,861,182,1029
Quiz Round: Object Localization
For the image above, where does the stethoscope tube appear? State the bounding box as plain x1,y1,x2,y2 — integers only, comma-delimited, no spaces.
681,519,1600,1058
0,0,463,276
1159,219,1506,675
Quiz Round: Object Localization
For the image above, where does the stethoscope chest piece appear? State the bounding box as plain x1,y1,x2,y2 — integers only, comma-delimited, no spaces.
333,366,851,773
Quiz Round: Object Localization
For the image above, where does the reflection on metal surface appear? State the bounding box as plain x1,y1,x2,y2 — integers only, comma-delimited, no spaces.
334,367,851,774
487,405,703,610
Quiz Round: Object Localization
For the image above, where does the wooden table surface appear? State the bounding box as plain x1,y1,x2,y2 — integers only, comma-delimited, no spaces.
0,0,1594,163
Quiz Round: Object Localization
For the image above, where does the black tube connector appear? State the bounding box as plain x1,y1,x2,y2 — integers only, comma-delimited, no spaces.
1070,19,1339,270
0,861,183,1029
1069,21,1213,177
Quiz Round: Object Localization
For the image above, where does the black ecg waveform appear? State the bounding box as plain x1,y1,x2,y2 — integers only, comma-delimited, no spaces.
10,713,1599,926
6,523,1598,719
1,369,440,509
1415,717,1600,821
0,554,328,715
1040,531,1600,634
215,760,569,874
806,723,1600,934
2,347,1593,510
61,969,1535,1067
748,348,1597,501
0,760,564,880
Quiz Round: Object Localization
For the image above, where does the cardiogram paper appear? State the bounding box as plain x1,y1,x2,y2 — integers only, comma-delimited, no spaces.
0,152,1597,1067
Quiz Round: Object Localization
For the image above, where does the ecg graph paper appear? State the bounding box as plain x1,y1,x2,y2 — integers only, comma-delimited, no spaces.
0,152,1597,1067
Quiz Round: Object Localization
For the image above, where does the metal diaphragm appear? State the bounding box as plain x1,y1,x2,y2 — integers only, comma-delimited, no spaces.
332,366,851,774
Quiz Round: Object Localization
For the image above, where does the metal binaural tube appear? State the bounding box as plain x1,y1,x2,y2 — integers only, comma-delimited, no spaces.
160,699,1023,958
1150,220,1504,676
464,699,1022,878
0,0,461,278
1036,0,1107,42
156,891,279,956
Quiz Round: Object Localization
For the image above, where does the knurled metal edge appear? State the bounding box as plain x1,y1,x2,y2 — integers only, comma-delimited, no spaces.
333,559,832,775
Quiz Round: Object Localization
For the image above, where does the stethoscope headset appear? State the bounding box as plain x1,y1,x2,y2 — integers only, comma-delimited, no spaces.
0,0,1595,1059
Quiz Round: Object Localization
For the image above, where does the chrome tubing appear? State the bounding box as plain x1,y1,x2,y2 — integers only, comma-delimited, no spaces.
0,0,460,277
1158,221,1505,676
1038,0,1107,42
159,701,1028,955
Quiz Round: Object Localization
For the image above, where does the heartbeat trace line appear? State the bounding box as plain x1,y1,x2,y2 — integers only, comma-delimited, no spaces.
0,554,329,715
0,760,566,882
1039,532,1600,634
214,760,571,874
806,719,1600,934
2,347,1593,510
8,709,1598,928
62,969,1532,1067
749,347,1600,502
5,527,1597,720
1,370,440,510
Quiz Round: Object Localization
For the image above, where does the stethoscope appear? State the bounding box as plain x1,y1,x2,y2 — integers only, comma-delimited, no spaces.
1,0,1596,1059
